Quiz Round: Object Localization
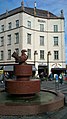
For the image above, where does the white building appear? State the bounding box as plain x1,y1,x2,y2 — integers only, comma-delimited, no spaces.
0,2,66,75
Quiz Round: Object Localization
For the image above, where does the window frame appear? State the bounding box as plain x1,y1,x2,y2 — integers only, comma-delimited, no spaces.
40,50,44,60
27,21,31,29
54,51,59,60
0,51,4,60
27,33,31,44
40,36,44,46
54,37,58,46
40,24,44,31
0,36,4,46
54,25,58,32
27,49,31,59
7,35,11,45
15,33,19,44
8,22,12,30
8,49,11,60
1,25,4,32
16,20,19,28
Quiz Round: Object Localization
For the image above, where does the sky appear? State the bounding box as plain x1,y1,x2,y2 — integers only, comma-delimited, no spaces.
0,0,67,64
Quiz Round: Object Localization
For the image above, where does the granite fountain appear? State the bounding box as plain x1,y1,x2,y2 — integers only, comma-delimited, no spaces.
0,49,64,115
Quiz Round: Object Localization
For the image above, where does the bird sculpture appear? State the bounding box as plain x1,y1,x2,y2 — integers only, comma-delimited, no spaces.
12,49,28,64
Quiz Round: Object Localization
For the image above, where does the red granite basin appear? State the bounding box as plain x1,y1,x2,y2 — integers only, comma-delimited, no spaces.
0,89,64,115
5,79,40,95
15,65,32,76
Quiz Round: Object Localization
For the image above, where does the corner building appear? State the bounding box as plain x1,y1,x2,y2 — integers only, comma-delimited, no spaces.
0,2,66,75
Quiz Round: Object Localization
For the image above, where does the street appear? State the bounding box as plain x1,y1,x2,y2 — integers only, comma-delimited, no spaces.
41,80,67,104
0,80,67,119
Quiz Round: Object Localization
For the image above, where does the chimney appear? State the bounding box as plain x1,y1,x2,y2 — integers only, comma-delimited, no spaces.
47,11,50,18
21,0,24,11
60,9,64,18
6,9,8,16
34,1,36,16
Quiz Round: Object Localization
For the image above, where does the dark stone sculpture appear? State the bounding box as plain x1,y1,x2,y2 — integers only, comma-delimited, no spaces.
6,49,40,95
12,49,28,64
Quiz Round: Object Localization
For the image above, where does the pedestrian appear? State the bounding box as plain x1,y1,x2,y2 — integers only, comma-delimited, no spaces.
55,74,59,90
48,73,53,81
59,73,63,84
55,74,59,83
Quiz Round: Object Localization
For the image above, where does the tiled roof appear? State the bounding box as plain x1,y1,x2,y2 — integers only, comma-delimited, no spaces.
25,7,57,18
0,6,63,20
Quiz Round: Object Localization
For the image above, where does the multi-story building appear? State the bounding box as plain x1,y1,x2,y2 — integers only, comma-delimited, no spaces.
0,2,66,75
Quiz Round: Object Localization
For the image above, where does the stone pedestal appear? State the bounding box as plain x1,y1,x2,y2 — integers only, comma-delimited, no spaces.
5,65,40,95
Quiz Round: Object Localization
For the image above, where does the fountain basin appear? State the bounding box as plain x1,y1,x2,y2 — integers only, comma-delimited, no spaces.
5,79,40,95
0,89,64,115
15,65,32,76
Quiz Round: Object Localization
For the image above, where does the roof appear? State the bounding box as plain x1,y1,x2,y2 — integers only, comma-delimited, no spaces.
0,6,64,20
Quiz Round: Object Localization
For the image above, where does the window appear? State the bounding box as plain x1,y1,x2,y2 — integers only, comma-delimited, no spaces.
15,48,19,55
27,49,31,59
8,50,11,60
0,51,4,60
1,25,4,32
40,36,44,46
27,33,31,44
54,25,58,32
54,37,58,46
40,24,44,31
7,35,11,45
27,21,31,29
15,33,19,44
8,22,12,30
0,36,4,46
40,50,44,60
54,51,59,60
16,20,19,28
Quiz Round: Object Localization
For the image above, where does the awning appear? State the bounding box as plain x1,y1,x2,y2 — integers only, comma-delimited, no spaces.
0,66,3,70
51,68,66,74
38,67,44,69
38,65,47,69
4,65,14,71
32,66,37,71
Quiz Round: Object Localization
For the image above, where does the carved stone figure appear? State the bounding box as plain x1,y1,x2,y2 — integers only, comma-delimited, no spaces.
12,49,28,64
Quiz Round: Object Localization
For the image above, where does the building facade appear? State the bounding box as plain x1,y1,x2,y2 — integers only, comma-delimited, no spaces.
0,2,66,75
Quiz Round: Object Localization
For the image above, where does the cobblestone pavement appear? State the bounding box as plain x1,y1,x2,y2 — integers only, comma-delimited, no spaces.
0,80,67,119
0,106,67,119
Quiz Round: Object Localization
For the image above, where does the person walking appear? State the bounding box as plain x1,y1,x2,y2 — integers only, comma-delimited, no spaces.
55,74,59,82
59,73,63,84
55,74,59,90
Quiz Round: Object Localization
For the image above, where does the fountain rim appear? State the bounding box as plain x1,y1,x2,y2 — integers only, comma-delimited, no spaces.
0,89,64,115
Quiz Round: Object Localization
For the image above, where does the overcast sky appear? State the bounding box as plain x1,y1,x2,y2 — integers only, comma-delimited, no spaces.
0,0,67,63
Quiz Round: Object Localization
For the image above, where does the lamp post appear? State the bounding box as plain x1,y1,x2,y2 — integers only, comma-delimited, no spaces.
47,51,51,76
34,50,38,67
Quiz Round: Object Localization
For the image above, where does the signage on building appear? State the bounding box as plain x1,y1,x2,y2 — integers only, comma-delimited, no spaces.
38,19,45,23
52,63,61,68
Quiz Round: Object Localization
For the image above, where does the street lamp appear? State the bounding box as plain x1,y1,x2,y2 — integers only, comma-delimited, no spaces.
34,50,38,67
47,51,51,76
